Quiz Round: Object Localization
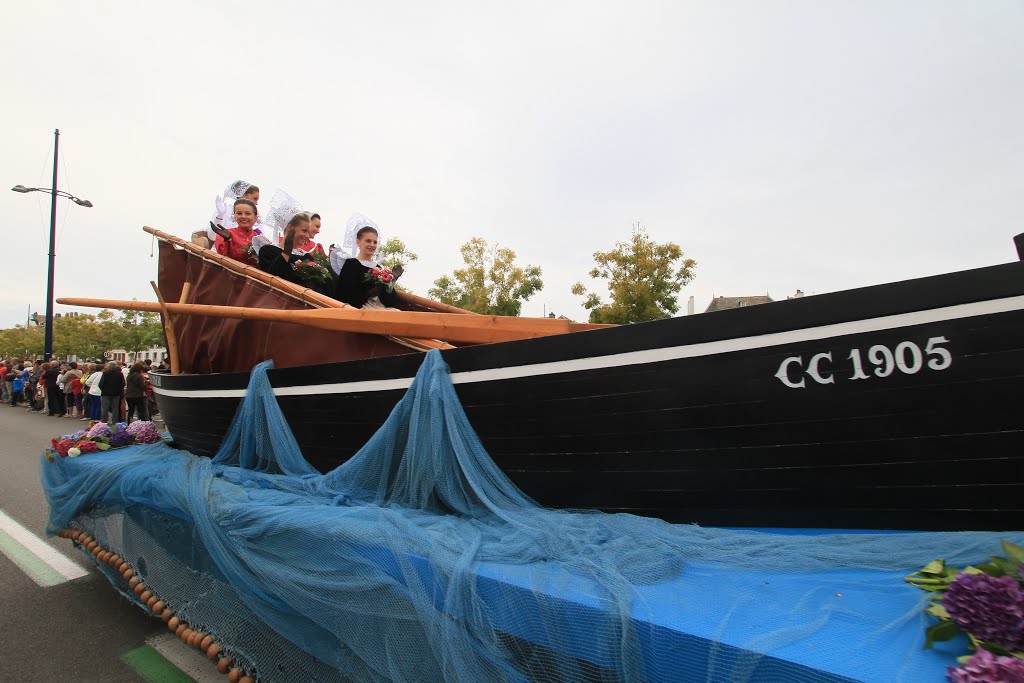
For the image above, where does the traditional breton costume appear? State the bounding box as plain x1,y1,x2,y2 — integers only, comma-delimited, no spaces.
212,224,260,266
333,213,401,309
253,190,332,296
207,179,266,242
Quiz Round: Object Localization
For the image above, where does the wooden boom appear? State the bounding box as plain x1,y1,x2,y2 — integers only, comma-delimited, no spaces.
56,298,611,345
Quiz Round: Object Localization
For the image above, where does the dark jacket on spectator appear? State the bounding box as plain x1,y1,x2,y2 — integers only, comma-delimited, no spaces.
125,371,147,399
99,369,126,397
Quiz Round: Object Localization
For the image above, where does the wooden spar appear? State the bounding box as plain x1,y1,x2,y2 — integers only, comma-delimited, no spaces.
142,225,455,351
56,298,609,345
395,290,477,315
150,281,180,375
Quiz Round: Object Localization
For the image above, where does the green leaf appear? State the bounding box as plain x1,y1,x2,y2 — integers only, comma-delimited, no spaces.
926,603,951,619
975,562,1006,577
1001,540,1024,565
963,566,984,575
919,559,946,576
906,576,948,585
925,621,961,649
990,557,1019,576
95,443,111,451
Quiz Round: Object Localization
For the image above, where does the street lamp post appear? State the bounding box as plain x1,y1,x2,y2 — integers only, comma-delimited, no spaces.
12,128,93,362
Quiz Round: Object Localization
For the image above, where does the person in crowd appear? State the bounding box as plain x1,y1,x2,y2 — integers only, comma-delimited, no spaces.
142,362,159,419
79,364,92,420
99,361,126,424
86,363,104,421
211,199,261,266
0,361,8,403
41,362,63,416
10,367,24,406
125,362,150,423
26,364,43,412
335,225,404,309
70,371,84,419
62,362,82,418
207,180,260,242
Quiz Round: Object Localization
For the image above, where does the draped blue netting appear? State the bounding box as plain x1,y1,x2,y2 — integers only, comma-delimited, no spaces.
41,351,1023,682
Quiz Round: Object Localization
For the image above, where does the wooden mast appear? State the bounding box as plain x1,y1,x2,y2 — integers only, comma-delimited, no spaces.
56,298,611,346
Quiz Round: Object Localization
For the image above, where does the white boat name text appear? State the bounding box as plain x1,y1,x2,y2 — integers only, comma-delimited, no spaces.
774,336,953,389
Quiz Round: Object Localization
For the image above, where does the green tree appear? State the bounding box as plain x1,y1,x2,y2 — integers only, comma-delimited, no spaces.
112,309,165,355
0,325,43,359
376,238,419,270
376,237,419,293
52,314,101,359
571,225,697,324
429,237,543,316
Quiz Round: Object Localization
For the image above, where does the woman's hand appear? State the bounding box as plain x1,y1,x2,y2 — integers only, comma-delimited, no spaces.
209,222,233,241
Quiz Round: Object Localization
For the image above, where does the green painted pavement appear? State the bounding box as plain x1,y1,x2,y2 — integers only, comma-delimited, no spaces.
121,645,195,683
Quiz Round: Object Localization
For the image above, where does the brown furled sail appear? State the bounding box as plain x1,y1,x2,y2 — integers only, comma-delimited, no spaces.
149,227,452,373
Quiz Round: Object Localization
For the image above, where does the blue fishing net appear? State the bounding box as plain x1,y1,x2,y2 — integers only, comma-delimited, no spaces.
41,351,1022,682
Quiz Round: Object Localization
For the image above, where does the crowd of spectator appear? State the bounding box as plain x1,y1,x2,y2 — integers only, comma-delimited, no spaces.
0,357,167,424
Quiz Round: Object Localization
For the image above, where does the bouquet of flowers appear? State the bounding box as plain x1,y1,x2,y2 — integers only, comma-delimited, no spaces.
906,540,1024,681
294,259,333,287
242,228,263,263
45,421,165,461
363,265,397,294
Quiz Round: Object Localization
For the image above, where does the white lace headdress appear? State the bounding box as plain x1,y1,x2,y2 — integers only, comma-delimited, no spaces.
209,179,256,238
342,213,382,258
263,189,305,244
224,180,253,199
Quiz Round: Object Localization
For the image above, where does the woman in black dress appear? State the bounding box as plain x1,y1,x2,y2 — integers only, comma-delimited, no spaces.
334,225,403,308
256,212,332,296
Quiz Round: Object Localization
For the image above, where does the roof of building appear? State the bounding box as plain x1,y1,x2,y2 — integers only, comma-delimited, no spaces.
703,295,774,313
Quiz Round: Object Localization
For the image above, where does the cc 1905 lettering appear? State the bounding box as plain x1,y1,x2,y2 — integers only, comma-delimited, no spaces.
775,336,952,389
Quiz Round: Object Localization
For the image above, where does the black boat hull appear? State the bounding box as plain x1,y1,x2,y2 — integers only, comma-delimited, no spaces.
151,261,1024,530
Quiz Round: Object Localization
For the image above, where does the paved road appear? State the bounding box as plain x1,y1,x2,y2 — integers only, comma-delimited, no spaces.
0,404,218,682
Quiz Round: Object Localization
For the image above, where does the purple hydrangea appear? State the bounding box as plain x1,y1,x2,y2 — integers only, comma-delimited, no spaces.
944,573,1024,651
126,420,156,437
87,423,112,438
947,648,1024,683
109,428,132,447
131,424,162,445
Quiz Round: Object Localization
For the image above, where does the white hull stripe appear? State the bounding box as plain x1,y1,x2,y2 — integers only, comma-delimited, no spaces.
152,294,1024,399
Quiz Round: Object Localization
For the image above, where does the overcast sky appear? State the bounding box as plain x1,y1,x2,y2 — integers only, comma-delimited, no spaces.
2,1,1022,330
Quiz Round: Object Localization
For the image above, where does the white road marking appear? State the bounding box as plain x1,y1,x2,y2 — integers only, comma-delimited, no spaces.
146,633,225,682
0,509,89,586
